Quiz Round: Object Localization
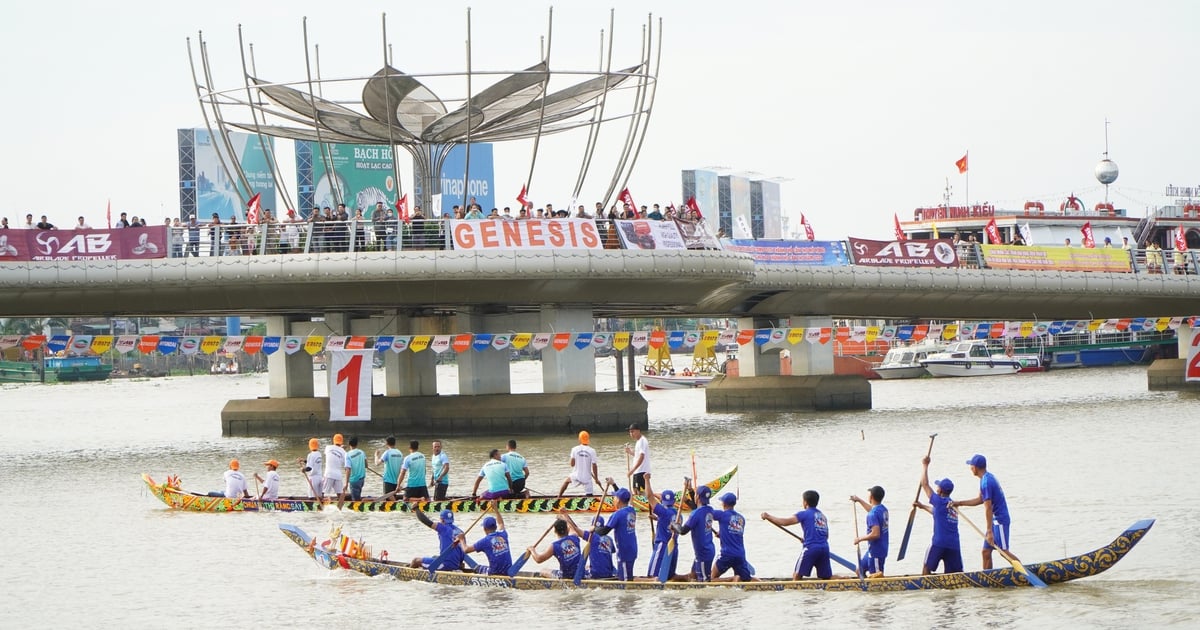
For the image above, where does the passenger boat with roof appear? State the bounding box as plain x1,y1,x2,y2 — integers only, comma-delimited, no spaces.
871,341,947,379
278,518,1154,591
919,340,1024,377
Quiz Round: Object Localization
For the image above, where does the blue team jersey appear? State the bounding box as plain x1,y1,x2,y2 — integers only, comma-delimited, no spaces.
480,459,509,493
684,505,716,560
552,535,582,576
794,507,829,550
402,452,427,487
471,530,512,575
346,449,366,482
606,506,638,561
865,504,890,559
929,494,960,549
431,452,450,485
712,509,747,560
652,503,677,544
434,522,464,568
980,472,1010,524
583,531,616,578
501,452,526,481
380,448,402,483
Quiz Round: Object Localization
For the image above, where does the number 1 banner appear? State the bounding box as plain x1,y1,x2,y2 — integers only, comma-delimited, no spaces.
330,349,373,421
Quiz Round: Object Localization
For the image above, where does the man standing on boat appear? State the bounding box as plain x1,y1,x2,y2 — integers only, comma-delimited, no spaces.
322,433,349,499
345,437,367,501
411,509,465,571
625,424,651,494
256,459,280,500
558,431,602,498
761,490,833,580
298,438,322,499
222,459,250,499
914,456,962,575
673,484,716,581
473,448,512,500
375,436,402,497
430,440,450,501
396,440,429,500
711,492,753,582
459,505,512,576
502,439,530,498
952,454,1011,570
851,486,889,578
595,483,639,581
527,519,581,578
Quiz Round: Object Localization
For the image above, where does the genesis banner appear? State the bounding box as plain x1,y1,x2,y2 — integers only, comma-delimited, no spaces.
450,219,603,250
0,227,168,261
848,238,959,267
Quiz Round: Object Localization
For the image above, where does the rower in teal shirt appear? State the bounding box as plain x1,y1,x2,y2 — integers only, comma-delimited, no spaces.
473,449,511,500
345,436,367,500
502,439,530,498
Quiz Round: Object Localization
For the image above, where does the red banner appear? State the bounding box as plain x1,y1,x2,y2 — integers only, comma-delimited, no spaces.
0,227,168,261
452,334,473,353
848,238,960,267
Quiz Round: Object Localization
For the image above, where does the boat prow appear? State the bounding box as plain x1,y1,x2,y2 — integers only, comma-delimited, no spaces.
278,518,1154,591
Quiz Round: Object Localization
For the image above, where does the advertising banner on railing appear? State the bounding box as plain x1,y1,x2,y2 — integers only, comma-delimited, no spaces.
674,218,723,250
0,227,168,261
849,238,959,267
721,239,851,265
449,219,603,250
614,220,688,250
980,245,1133,273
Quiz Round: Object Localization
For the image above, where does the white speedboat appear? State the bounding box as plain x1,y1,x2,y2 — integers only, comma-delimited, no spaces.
871,342,947,379
639,372,715,390
920,340,1022,377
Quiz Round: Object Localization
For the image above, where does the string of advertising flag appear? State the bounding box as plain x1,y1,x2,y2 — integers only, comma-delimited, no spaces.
3,316,1196,358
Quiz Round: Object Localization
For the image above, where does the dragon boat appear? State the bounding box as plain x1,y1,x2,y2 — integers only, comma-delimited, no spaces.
142,467,737,514
278,518,1154,592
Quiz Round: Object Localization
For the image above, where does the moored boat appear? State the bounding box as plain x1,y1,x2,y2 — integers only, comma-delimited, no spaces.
871,342,947,379
142,467,737,514
279,518,1154,591
639,373,715,389
920,340,1022,377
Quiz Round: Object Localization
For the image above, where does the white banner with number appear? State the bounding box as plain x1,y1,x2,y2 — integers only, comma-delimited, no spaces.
1187,329,1200,382
329,350,373,421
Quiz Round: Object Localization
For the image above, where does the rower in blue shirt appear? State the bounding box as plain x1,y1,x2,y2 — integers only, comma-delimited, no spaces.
596,481,638,580
528,519,581,578
460,505,512,576
411,509,464,571
561,512,616,579
852,485,890,577
952,453,1013,570
761,489,832,579
915,456,962,574
674,484,716,581
644,475,679,579
711,492,752,582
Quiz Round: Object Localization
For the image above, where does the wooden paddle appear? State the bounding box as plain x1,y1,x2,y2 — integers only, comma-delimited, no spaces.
575,481,614,585
508,518,559,576
767,520,858,573
426,504,489,580
301,469,322,510
852,501,863,578
657,477,687,583
897,433,938,561
956,509,1047,588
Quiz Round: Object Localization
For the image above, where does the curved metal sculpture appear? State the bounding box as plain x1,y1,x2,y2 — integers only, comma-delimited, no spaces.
188,9,661,216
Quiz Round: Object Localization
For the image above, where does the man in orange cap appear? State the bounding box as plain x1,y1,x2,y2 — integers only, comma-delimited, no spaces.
322,433,350,499
256,460,281,500
297,438,322,498
558,430,602,498
223,459,250,499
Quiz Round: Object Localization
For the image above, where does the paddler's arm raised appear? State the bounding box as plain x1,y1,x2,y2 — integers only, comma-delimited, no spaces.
415,508,434,529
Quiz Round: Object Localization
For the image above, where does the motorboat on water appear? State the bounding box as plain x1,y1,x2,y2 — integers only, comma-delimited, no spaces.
871,342,947,379
920,340,1023,377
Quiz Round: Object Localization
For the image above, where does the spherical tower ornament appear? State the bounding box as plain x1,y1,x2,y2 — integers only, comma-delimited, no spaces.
1095,159,1119,185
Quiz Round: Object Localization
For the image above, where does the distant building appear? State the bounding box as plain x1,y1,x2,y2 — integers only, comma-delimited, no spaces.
682,169,782,239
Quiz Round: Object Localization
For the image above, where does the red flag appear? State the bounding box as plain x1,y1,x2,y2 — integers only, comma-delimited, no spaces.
1081,221,1096,248
516,185,531,209
685,196,702,220
106,199,112,229
955,153,968,174
984,218,1000,245
619,188,637,218
893,214,906,241
800,212,815,240
395,194,409,223
1175,225,1188,251
246,193,262,224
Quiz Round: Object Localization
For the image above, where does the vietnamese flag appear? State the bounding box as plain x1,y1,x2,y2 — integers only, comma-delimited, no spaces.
246,193,262,225
396,194,410,223
955,153,968,174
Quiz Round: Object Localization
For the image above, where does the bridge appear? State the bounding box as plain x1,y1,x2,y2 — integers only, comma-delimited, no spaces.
3,248,1197,436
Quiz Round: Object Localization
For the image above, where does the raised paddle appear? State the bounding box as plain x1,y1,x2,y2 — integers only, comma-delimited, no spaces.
766,520,858,573
426,504,490,580
897,433,938,561
852,501,864,578
508,518,559,577
657,476,688,583
956,510,1047,588
575,481,615,585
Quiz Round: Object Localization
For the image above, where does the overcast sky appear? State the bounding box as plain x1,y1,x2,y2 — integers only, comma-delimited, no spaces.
1,1,1196,239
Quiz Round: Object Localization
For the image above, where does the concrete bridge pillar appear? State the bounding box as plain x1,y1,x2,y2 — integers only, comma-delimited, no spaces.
733,317,783,376
387,315,443,397
456,310,516,395
540,306,596,393
786,315,835,376
266,315,314,398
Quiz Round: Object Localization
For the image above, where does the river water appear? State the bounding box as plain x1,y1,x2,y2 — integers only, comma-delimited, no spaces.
1,363,1195,628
